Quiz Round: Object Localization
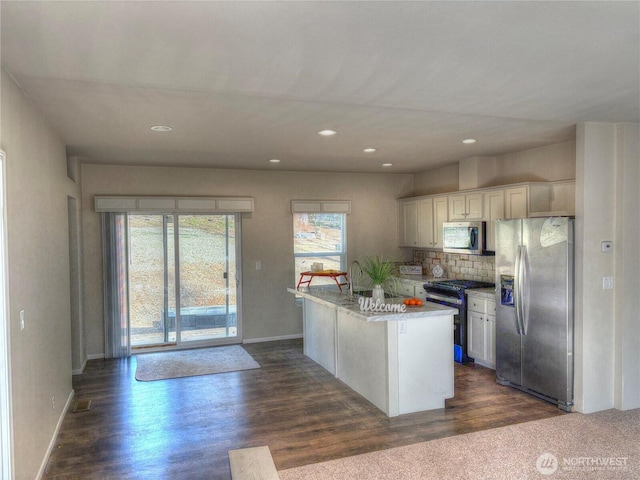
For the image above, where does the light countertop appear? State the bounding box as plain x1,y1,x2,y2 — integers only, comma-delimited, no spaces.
288,287,458,322
466,287,497,299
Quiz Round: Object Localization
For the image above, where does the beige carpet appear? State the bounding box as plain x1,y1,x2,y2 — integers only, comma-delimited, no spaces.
279,408,639,479
135,345,259,381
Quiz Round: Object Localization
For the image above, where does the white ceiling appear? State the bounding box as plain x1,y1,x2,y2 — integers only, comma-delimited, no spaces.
1,1,638,174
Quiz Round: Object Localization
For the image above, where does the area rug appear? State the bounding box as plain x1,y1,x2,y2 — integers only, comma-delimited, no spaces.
135,345,260,381
278,408,639,479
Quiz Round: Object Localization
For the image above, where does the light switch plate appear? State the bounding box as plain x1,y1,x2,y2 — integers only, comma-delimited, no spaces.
603,276,614,290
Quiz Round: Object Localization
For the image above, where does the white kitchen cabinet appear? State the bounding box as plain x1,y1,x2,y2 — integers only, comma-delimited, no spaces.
467,310,486,362
529,180,575,217
418,196,448,248
483,189,504,252
486,316,496,367
395,279,417,297
504,186,528,219
398,180,575,248
550,181,575,215
398,200,418,247
399,196,447,248
466,291,496,369
448,192,483,221
414,286,428,301
394,277,429,299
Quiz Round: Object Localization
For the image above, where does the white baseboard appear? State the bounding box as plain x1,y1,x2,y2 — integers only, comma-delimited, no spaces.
72,358,88,376
87,353,105,360
37,389,75,480
243,333,302,344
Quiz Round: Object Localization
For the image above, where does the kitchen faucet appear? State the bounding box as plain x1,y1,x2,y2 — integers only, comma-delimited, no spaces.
349,260,363,296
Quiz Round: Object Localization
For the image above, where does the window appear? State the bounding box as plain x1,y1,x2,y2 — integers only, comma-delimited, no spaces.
293,213,346,288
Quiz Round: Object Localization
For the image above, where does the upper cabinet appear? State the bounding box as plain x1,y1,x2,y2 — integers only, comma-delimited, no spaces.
398,200,419,247
448,192,483,220
503,182,576,219
504,186,528,219
399,180,575,249
418,196,448,248
529,181,576,217
399,197,448,248
483,190,505,252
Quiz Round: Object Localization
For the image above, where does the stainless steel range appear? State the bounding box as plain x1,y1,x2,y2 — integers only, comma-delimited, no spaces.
423,279,495,363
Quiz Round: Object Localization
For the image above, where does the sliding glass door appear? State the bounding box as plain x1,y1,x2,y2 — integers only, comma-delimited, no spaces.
128,213,239,349
178,215,237,343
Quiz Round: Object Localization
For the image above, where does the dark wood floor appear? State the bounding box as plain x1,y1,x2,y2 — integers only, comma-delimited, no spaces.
44,339,565,479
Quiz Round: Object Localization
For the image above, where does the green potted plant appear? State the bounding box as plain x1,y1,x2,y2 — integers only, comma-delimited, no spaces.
361,255,398,303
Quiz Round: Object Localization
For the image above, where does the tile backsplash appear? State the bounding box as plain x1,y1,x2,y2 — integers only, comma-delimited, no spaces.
413,250,495,283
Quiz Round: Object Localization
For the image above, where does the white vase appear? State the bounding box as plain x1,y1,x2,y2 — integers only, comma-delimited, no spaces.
372,284,385,304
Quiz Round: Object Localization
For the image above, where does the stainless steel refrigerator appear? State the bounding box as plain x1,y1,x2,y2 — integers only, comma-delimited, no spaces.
495,217,574,411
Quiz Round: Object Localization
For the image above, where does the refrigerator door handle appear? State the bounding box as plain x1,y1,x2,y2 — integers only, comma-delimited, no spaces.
514,245,524,335
521,245,530,335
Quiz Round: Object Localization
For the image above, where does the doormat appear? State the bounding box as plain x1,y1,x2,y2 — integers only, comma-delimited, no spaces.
72,400,92,413
135,345,260,381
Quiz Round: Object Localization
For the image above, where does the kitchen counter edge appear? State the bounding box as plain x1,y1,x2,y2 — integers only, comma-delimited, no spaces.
287,287,458,322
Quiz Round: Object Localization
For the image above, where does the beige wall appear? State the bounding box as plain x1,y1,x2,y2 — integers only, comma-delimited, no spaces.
575,122,640,413
1,69,78,479
493,140,576,185
613,123,640,410
81,165,413,356
412,164,458,196
412,141,576,196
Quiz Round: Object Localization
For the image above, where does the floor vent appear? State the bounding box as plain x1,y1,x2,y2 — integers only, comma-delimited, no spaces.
72,400,92,413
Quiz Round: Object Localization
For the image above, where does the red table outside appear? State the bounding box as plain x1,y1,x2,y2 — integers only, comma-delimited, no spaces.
296,270,349,292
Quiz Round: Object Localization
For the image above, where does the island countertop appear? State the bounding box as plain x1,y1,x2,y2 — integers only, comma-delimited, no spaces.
287,287,458,322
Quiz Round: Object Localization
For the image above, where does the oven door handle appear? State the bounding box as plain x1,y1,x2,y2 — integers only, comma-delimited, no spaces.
424,292,463,305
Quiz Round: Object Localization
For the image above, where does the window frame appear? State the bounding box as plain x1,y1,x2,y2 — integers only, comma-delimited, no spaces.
292,202,350,292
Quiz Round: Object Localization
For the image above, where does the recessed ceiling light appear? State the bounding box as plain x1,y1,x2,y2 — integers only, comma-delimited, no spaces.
363,148,377,153
268,159,281,163
318,129,337,136
382,163,393,167
150,125,173,132
462,138,477,144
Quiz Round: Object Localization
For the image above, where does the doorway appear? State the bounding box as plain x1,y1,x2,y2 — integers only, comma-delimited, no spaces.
128,213,240,349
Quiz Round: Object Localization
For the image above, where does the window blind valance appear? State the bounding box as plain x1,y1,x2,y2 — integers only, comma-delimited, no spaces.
94,196,254,213
290,200,351,214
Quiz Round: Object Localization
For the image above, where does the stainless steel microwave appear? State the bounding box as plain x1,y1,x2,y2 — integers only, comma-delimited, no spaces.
443,221,486,255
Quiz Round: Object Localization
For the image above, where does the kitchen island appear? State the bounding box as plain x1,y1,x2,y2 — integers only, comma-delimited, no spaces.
288,287,458,417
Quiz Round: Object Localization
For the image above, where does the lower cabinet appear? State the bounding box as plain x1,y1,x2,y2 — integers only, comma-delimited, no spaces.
395,279,417,297
467,292,496,369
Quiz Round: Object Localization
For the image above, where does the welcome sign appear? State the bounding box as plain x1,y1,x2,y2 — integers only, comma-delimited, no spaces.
358,297,407,313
